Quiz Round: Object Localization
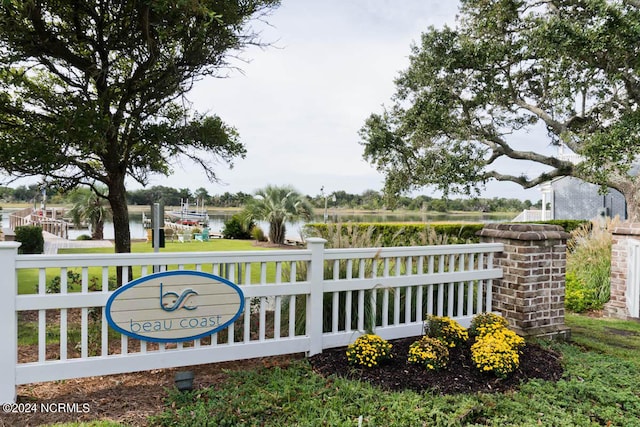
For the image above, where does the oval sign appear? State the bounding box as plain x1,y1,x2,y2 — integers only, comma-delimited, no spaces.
106,270,245,343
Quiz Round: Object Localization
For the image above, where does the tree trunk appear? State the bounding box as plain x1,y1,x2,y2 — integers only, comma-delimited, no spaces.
92,219,104,240
108,177,131,253
621,184,640,223
270,220,286,245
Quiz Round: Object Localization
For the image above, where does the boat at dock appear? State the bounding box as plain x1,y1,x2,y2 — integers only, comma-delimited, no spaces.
165,199,209,225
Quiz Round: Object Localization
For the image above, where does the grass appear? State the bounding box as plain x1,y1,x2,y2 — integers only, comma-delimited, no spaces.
142,314,640,427
17,239,275,294
23,236,640,425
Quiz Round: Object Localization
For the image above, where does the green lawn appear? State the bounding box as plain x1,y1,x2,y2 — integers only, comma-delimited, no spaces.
40,314,639,427
17,239,280,294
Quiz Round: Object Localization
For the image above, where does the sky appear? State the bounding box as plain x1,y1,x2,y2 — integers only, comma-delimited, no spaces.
143,0,548,202
7,0,549,202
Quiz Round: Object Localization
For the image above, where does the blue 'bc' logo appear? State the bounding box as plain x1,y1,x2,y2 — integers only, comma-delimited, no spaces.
160,282,198,312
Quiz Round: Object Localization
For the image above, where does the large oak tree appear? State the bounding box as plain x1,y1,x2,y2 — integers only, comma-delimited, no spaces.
360,0,640,220
0,0,279,252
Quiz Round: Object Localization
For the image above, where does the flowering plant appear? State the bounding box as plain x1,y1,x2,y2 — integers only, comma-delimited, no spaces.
470,322,525,378
423,315,468,348
346,334,392,367
407,336,449,370
468,312,509,338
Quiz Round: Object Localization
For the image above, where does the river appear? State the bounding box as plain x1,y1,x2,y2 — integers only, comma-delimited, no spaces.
1,208,515,240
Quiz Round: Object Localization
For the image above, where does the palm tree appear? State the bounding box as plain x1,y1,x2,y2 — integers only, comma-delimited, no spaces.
67,187,111,240
242,185,313,245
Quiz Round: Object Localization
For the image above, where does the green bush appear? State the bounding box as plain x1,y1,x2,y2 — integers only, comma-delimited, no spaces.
530,219,589,233
76,234,92,240
565,271,600,313
222,214,254,239
15,225,44,254
305,222,484,246
251,226,266,242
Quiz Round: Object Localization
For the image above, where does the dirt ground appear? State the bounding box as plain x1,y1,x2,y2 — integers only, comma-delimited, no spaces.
1,335,563,427
1,355,303,427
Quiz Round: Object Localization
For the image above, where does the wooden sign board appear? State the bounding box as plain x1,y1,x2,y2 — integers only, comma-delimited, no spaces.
106,270,245,343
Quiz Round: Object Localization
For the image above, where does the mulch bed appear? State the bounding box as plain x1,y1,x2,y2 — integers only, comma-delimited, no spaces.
308,336,564,395
1,336,564,426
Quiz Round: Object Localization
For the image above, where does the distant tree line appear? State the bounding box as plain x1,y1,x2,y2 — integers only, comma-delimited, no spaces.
1,184,541,213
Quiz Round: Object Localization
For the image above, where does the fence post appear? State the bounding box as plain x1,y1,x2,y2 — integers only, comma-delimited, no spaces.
606,223,640,318
0,242,21,403
478,224,571,340
306,237,327,356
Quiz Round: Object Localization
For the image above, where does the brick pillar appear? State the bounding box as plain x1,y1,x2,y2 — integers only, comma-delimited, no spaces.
478,223,571,340
605,223,640,319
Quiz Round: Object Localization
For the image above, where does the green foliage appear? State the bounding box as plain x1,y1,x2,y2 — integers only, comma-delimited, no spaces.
251,225,267,242
0,1,279,252
534,219,589,234
243,185,313,244
565,218,617,311
346,334,393,368
359,0,640,220
306,222,483,245
155,316,640,426
407,336,449,370
76,234,92,241
222,214,254,239
468,312,509,338
14,225,44,254
423,315,468,348
67,187,111,240
565,272,598,313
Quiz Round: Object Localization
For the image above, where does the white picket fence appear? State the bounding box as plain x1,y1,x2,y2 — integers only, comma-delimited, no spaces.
627,239,640,318
0,239,503,403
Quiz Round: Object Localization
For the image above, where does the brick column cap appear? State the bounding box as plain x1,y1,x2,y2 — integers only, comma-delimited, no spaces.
612,222,640,236
477,223,570,241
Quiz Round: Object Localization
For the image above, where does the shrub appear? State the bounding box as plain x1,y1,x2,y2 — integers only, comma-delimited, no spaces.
407,336,449,370
222,214,254,239
565,271,599,312
76,234,92,240
470,325,525,378
346,334,393,367
15,225,44,254
565,217,618,310
251,226,266,242
43,270,82,294
304,222,483,246
468,312,509,338
423,315,468,348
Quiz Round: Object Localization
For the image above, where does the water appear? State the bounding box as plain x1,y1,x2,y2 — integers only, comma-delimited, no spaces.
1,208,514,240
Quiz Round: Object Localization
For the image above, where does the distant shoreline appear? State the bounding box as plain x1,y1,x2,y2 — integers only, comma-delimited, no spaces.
0,203,518,219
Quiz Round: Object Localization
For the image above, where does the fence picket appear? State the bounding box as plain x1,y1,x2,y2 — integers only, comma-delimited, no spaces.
3,241,505,402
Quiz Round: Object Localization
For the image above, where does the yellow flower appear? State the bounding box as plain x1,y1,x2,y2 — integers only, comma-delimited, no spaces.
346,334,392,368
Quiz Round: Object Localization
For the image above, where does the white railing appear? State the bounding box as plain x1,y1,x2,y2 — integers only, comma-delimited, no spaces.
8,208,70,239
512,209,552,222
0,239,503,403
